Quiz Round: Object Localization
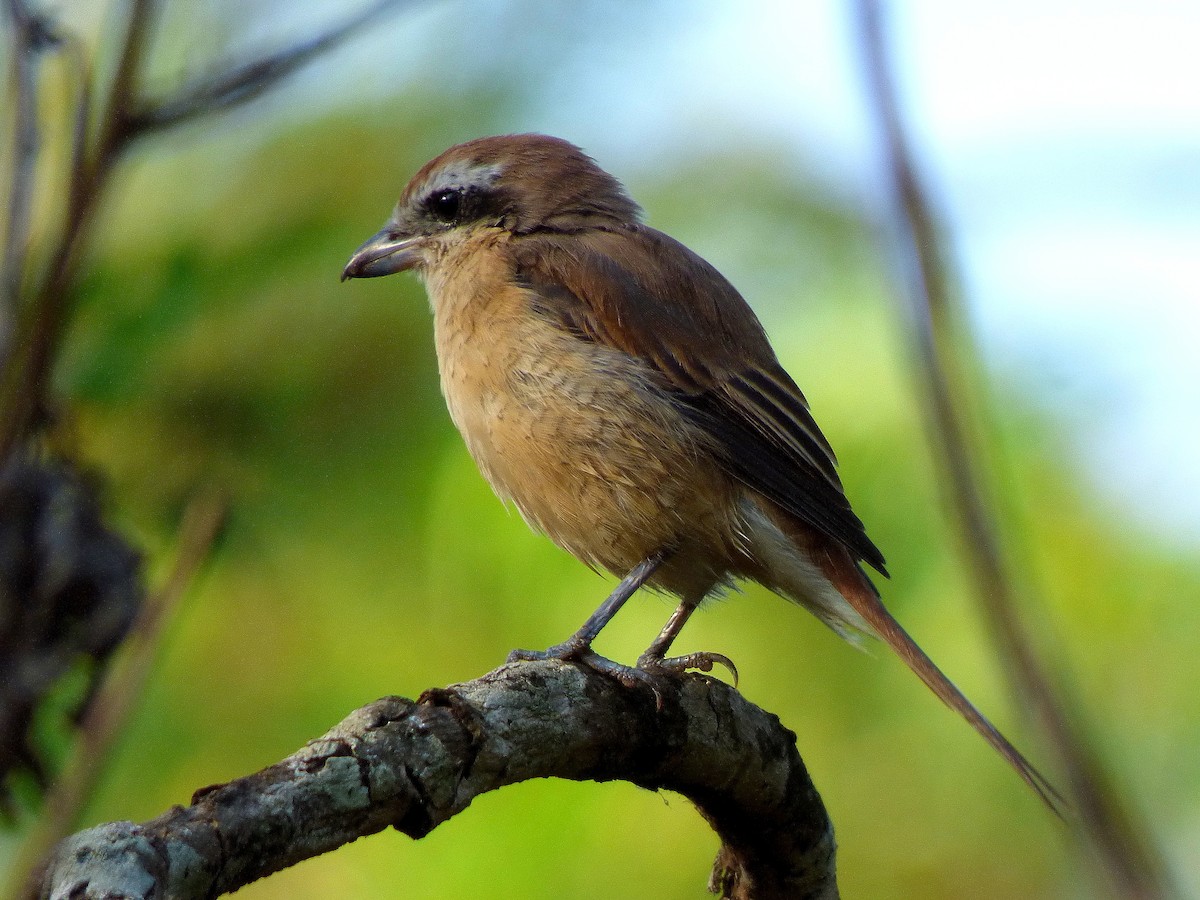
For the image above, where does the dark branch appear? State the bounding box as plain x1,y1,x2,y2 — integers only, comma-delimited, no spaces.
852,2,1174,897
0,0,160,458
0,0,417,457
9,493,227,899
1,0,62,359
129,0,419,133
34,662,838,900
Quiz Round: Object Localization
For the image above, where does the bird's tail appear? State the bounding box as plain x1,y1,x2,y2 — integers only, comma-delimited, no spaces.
746,497,1066,816
838,565,1066,817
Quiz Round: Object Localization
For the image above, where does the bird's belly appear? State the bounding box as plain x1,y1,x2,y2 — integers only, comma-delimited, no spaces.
435,304,740,590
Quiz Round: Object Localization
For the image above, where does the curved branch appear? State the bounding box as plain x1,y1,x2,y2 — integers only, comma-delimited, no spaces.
34,661,838,900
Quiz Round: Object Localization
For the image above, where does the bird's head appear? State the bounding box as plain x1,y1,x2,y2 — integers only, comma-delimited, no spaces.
342,134,642,280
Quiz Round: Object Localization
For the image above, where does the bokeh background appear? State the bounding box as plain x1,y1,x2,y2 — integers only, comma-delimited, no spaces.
4,1,1199,897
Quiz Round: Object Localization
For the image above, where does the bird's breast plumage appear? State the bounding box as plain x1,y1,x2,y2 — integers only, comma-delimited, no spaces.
422,228,745,594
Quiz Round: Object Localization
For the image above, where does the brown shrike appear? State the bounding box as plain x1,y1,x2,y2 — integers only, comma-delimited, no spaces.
343,134,1060,812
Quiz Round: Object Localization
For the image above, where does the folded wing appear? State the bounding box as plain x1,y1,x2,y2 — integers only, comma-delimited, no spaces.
514,225,887,576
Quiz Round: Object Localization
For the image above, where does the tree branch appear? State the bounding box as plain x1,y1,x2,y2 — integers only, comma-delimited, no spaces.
0,0,420,458
34,662,838,900
1,0,62,360
128,0,419,133
8,491,228,900
0,0,160,458
851,2,1174,897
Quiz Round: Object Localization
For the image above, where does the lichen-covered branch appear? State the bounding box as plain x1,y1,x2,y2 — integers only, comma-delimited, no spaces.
35,661,838,900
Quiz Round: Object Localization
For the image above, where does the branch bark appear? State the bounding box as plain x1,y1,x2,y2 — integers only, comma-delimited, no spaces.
33,661,838,900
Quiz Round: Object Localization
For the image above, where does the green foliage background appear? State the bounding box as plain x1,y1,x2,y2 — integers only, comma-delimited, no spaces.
4,4,1198,897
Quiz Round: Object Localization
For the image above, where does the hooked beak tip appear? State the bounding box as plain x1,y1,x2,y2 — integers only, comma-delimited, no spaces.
342,228,421,280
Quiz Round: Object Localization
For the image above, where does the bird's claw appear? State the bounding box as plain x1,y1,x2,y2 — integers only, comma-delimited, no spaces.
637,650,739,687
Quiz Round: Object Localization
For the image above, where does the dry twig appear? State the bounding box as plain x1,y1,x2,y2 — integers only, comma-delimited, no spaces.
0,0,417,457
852,2,1175,897
0,0,419,884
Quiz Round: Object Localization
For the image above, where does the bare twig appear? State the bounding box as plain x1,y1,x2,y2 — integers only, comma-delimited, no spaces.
9,491,228,900
131,0,419,133
33,663,838,900
0,0,418,458
1,0,61,359
852,2,1175,897
0,0,160,459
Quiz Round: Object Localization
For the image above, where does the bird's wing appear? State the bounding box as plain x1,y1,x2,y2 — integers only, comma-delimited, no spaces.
512,225,887,575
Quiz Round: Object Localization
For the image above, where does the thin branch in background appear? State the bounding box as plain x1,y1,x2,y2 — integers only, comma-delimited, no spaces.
0,0,160,460
7,491,228,900
131,0,420,133
0,0,419,459
1,0,61,361
0,0,419,889
851,2,1175,898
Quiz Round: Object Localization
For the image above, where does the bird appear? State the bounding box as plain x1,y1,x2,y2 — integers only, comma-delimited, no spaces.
342,133,1061,813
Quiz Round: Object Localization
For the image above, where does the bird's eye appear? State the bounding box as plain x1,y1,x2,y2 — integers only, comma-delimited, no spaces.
427,189,463,223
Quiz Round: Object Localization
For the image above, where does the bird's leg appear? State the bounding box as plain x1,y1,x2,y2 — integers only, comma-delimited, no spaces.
508,551,667,668
636,594,738,685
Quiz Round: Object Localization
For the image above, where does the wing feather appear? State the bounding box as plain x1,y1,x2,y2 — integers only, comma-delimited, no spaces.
513,225,887,575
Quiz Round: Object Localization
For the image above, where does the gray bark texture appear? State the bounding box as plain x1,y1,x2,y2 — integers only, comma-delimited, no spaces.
34,659,838,899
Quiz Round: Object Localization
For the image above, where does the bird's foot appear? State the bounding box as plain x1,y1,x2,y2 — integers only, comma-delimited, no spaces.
508,642,660,690
637,650,739,687
507,636,590,664
508,643,738,696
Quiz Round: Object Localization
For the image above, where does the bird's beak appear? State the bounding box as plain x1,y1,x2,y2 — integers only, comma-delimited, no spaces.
341,227,422,281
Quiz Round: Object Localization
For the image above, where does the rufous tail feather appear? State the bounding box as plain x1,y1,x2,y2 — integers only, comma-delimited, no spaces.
840,570,1066,817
